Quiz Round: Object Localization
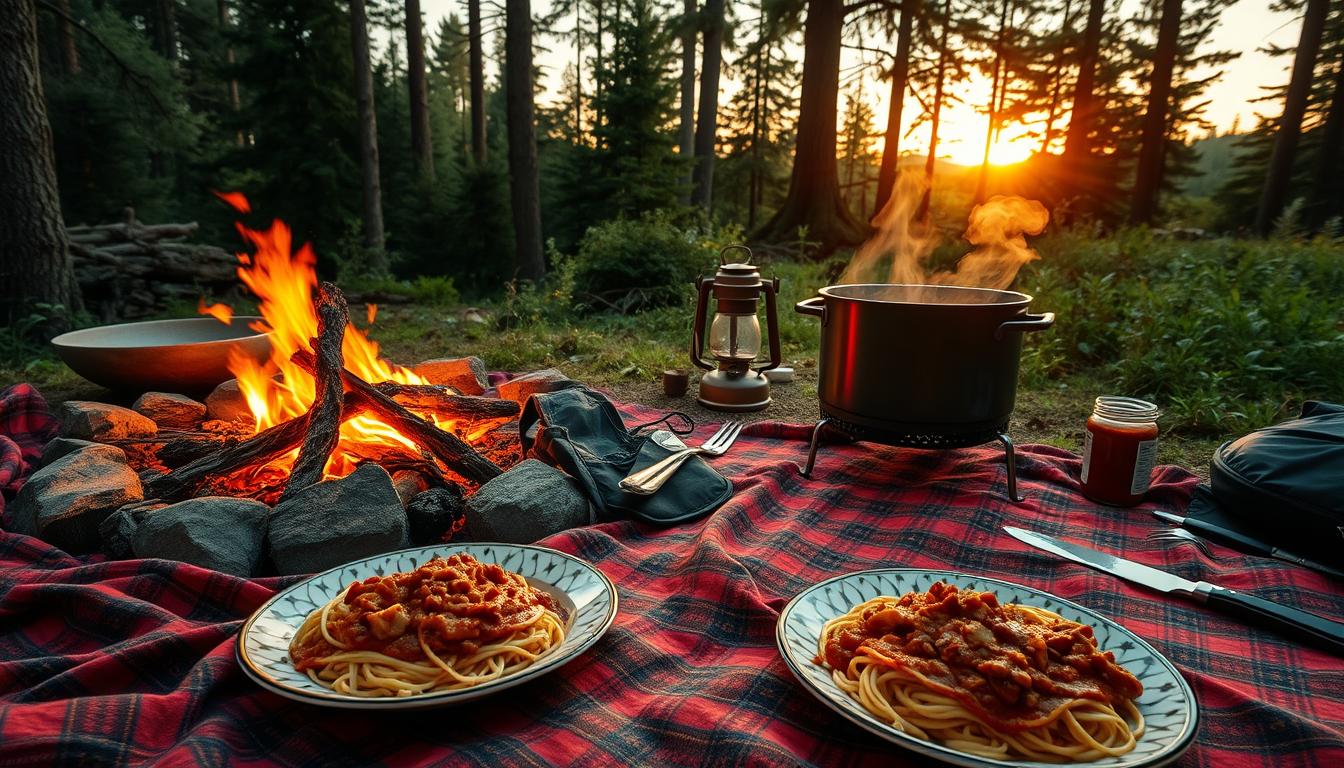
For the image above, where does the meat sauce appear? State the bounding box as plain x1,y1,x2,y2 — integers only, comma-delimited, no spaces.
291,554,563,670
818,582,1142,732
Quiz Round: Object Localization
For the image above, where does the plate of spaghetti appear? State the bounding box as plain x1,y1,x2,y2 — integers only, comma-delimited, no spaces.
237,543,617,709
777,570,1197,767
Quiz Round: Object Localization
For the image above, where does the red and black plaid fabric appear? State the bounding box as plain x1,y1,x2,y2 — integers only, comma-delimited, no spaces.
0,384,60,507
1,399,1341,766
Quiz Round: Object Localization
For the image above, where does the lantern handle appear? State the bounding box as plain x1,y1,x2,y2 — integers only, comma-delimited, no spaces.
719,244,753,266
753,277,783,374
690,275,716,371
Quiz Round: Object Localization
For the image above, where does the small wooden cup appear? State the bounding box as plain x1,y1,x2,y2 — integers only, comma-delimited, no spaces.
662,369,690,398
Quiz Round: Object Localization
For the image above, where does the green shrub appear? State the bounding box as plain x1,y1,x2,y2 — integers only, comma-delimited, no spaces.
571,213,718,313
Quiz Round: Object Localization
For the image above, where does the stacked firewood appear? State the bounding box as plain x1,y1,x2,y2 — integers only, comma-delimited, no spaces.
67,210,240,321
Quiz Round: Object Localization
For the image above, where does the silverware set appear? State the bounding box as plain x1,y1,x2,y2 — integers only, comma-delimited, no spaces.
619,420,743,495
1146,527,1218,559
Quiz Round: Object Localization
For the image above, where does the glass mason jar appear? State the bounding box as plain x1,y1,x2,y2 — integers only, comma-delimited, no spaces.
1081,396,1160,507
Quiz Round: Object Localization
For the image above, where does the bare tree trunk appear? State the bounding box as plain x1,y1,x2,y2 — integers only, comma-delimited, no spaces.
156,0,178,62
975,0,1010,204
678,0,696,205
1309,48,1344,229
0,0,78,320
748,10,765,229
506,0,545,281
350,0,387,267
692,0,726,211
1128,0,1182,226
468,0,487,165
217,0,243,147
57,0,80,75
1254,0,1330,235
874,0,916,218
757,0,865,252
917,0,951,221
575,1,584,141
594,0,604,129
406,0,435,182
1062,0,1103,161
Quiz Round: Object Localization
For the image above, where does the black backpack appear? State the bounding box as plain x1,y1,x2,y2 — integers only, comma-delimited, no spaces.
1188,401,1344,568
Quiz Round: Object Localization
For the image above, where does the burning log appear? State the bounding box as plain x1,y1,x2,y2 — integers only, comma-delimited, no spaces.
292,349,502,485
143,402,367,501
281,283,348,500
372,382,519,422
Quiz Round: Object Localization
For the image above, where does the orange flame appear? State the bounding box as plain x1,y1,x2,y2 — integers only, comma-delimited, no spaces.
209,204,470,484
198,298,234,325
212,189,252,213
366,303,378,325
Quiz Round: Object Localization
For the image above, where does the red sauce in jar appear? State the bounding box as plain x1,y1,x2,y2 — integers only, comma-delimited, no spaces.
1080,397,1160,507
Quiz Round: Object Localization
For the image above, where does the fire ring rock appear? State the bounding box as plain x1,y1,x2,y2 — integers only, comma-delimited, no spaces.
463,459,593,544
205,379,253,425
58,401,158,440
7,443,144,553
496,369,578,403
130,497,270,577
267,463,409,576
133,392,207,430
41,437,99,467
412,356,489,395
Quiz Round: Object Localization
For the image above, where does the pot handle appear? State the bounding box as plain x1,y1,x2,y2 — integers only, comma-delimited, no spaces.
795,296,826,323
995,312,1055,340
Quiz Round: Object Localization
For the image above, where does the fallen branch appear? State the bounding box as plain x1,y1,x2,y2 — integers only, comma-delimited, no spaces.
292,349,502,485
282,283,348,500
372,382,519,422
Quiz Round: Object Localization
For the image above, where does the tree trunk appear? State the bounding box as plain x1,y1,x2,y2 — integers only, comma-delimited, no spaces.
57,0,80,75
575,1,584,141
975,0,1010,204
748,11,765,229
757,0,864,251
873,0,915,218
1128,0,1182,226
0,0,78,320
917,0,951,221
1254,0,1330,235
217,0,243,147
156,0,178,62
594,0,604,129
1062,0,1104,161
678,0,696,205
468,0,487,164
692,0,726,210
406,0,435,181
1038,0,1073,154
506,0,545,281
350,0,387,266
1309,48,1344,228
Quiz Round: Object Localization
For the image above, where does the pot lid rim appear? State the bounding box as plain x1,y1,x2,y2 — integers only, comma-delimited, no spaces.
817,283,1034,307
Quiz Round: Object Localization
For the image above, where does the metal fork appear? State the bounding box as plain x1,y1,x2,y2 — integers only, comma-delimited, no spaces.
1146,527,1218,559
619,421,744,496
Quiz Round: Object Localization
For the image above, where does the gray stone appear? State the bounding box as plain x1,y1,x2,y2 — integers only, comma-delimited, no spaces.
131,496,270,577
496,368,576,404
133,392,207,430
99,501,167,559
41,437,99,467
407,486,465,545
9,443,144,553
267,463,409,575
205,379,253,424
391,469,430,508
412,356,488,395
463,459,592,544
58,401,157,440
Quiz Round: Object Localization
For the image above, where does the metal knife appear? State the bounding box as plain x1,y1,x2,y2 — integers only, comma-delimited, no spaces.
1004,526,1344,656
1151,510,1344,580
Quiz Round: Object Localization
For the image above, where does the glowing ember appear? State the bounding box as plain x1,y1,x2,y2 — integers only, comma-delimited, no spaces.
201,191,462,485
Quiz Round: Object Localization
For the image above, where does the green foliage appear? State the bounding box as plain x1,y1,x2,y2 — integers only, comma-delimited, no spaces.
344,275,461,307
569,214,719,313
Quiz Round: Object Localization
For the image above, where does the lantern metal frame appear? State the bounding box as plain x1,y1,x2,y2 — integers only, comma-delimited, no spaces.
691,245,782,412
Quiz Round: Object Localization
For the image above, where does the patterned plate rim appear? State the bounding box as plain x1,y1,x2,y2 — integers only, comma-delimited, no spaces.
776,568,1199,768
236,542,618,709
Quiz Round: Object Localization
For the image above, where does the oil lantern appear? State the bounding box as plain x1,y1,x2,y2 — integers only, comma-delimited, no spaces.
692,246,781,411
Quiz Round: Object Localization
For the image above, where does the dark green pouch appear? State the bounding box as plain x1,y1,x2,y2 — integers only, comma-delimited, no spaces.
518,387,732,525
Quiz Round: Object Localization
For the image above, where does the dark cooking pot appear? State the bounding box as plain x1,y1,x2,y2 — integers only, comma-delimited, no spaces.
795,284,1053,434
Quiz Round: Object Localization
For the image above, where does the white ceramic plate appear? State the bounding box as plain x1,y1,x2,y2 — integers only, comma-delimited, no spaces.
237,543,618,709
777,569,1198,767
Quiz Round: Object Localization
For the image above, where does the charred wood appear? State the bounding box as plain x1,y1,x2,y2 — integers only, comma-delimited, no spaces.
281,283,348,500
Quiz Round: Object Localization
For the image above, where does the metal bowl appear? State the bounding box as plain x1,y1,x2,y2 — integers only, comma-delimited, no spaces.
52,316,271,393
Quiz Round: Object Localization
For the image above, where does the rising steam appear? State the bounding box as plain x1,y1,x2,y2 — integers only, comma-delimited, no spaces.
840,171,1049,291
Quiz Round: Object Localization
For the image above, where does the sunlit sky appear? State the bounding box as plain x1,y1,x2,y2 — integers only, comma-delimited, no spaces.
408,0,1304,167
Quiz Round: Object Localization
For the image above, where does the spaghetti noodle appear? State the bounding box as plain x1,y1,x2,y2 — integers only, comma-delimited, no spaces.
815,582,1144,762
289,553,566,697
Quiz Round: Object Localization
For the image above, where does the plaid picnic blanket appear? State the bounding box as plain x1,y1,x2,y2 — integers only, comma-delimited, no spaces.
1,395,1341,767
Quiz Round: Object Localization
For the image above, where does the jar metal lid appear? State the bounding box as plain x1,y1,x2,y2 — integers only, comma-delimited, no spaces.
1093,396,1160,423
